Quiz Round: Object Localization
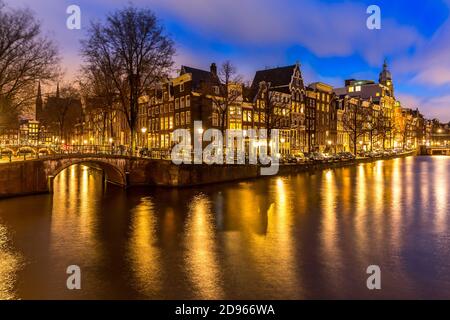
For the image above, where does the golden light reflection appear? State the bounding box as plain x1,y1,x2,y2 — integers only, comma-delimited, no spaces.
354,164,368,254
433,157,448,233
184,194,223,299
320,169,344,293
390,158,403,248
50,164,103,274
263,178,300,298
128,197,162,296
372,161,385,241
0,224,22,300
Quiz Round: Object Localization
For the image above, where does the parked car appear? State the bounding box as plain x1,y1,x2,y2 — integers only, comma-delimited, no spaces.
285,155,299,164
293,152,307,163
327,153,341,161
337,152,354,160
310,152,327,162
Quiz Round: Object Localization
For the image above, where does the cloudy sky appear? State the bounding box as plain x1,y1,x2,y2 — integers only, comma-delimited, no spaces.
7,0,450,121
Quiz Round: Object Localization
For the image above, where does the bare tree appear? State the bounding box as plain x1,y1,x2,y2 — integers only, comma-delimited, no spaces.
41,85,82,142
341,97,371,155
80,5,175,151
366,102,382,151
78,65,120,144
0,1,60,121
255,81,291,149
0,96,19,129
397,111,416,150
378,107,396,150
203,61,243,134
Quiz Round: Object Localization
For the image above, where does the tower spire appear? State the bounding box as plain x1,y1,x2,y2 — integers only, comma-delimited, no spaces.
379,58,394,95
56,82,60,98
35,81,43,121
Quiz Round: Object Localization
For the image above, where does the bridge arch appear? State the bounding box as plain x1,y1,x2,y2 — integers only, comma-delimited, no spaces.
46,158,128,192
16,146,37,156
38,147,56,155
0,147,14,155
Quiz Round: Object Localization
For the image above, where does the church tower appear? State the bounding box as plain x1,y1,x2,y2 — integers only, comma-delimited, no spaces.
35,81,43,121
56,82,60,98
379,59,394,96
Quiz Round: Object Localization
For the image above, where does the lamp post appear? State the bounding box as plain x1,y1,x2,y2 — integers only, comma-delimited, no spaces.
141,127,147,149
327,140,335,154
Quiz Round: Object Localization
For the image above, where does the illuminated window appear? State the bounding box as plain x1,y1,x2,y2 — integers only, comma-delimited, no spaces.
355,86,361,92
349,87,354,93
181,112,185,125
186,111,191,124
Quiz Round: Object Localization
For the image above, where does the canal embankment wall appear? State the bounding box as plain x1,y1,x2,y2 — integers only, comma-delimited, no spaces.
0,151,416,198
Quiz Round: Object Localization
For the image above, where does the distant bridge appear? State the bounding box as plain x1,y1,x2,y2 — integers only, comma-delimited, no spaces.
419,146,450,156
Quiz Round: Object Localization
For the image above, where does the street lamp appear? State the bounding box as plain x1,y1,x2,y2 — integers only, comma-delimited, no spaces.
141,127,148,149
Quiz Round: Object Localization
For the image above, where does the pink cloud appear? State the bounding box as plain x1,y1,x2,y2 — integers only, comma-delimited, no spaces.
397,93,450,122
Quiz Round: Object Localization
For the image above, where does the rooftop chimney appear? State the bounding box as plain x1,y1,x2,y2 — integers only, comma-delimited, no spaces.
210,63,217,76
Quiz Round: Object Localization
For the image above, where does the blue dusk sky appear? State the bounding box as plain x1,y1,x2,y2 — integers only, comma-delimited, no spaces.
6,0,450,121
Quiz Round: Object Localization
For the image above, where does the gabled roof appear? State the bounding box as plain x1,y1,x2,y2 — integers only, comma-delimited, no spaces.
249,64,303,99
251,65,297,89
180,65,217,89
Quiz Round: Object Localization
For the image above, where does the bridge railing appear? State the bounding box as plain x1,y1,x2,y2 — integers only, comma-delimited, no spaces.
0,144,173,162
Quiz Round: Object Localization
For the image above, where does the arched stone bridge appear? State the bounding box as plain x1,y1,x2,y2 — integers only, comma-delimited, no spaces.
0,155,180,198
0,154,262,198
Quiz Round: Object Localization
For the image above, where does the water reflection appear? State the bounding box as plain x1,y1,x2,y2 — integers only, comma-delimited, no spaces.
183,194,223,299
0,157,449,299
128,197,162,297
0,224,22,299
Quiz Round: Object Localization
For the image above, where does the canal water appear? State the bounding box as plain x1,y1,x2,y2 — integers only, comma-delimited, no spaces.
0,156,449,299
